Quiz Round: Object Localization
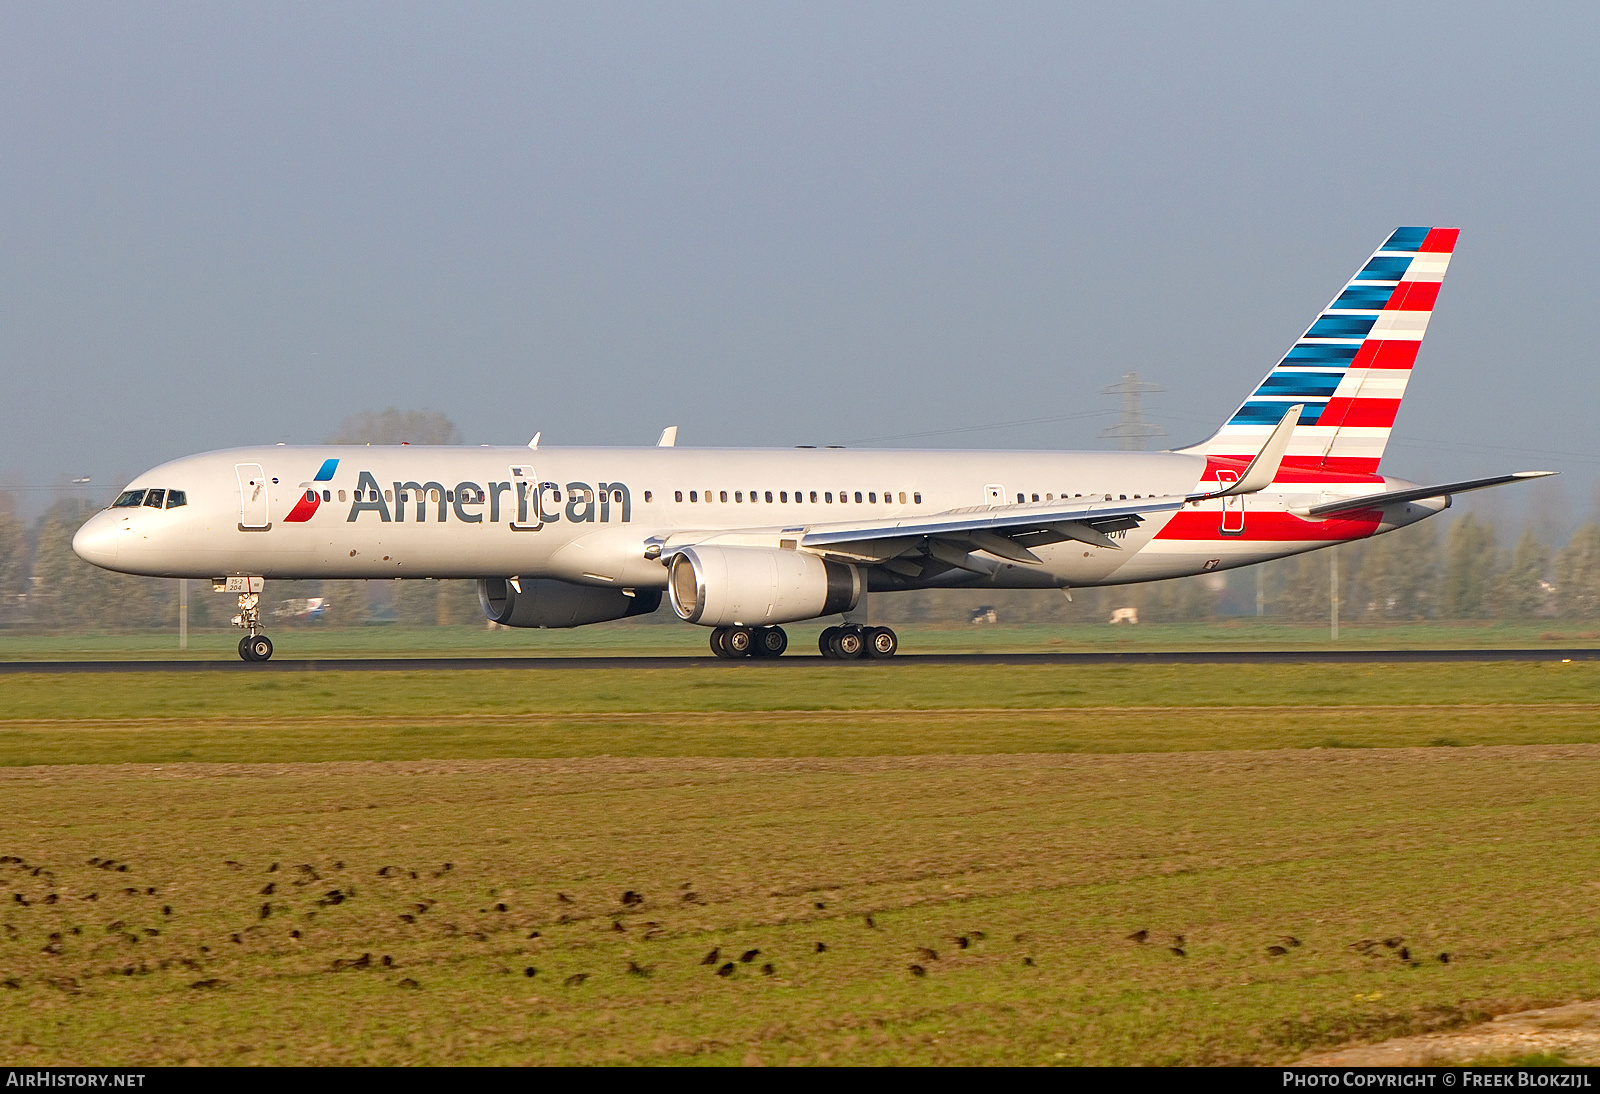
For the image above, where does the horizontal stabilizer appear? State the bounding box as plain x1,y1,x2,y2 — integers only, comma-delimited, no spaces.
1304,471,1557,518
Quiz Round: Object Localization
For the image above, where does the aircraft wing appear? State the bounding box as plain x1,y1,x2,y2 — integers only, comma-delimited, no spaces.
799,404,1308,564
1302,471,1556,519
796,495,1191,564
656,404,1306,568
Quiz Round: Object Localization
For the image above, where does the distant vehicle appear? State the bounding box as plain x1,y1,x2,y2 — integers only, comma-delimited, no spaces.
969,606,998,625
74,228,1551,661
272,597,329,622
1109,608,1139,625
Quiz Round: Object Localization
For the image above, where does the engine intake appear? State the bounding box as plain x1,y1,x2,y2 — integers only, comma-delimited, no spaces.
478,577,661,629
667,546,859,627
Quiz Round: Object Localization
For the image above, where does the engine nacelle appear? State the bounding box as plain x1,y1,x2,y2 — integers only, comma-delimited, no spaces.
478,577,662,629
667,546,859,627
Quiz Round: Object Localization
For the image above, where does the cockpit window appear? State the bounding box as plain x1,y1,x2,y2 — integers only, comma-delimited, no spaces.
143,489,166,508
165,490,186,509
113,490,146,508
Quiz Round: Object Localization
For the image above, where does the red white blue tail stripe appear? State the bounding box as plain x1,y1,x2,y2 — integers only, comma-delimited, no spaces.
1184,227,1457,475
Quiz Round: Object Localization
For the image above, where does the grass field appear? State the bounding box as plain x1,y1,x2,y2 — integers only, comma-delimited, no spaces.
2,619,1599,660
2,663,1598,1065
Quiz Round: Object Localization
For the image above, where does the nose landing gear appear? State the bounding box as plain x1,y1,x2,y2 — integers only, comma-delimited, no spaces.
217,577,273,662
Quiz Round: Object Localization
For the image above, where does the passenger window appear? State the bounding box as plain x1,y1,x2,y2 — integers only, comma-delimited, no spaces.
166,490,187,508
825,492,833,503
780,491,787,503
1017,493,1025,503
868,492,876,503
735,491,743,503
1120,494,1127,500
1046,493,1053,501
112,490,145,508
675,491,683,503
385,490,394,502
143,489,166,508
913,493,921,504
322,490,330,502
765,491,773,503
338,490,346,502
720,491,728,503
810,491,818,503
898,492,906,504
304,490,316,503
854,491,862,503
1032,494,1039,502
689,490,697,502
644,491,653,503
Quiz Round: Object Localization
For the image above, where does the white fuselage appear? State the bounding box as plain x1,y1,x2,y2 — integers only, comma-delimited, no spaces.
72,443,1437,595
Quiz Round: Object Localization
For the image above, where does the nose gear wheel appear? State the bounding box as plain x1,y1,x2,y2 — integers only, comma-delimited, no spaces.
239,635,274,662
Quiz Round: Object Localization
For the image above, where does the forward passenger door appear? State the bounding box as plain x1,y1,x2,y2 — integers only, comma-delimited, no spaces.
236,464,270,530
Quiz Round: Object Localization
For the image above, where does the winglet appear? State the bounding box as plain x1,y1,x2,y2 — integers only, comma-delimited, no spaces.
657,426,678,447
1213,404,1301,497
528,432,541,449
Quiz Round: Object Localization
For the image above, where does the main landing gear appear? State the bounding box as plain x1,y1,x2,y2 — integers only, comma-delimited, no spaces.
819,624,898,660
707,623,897,659
709,625,790,659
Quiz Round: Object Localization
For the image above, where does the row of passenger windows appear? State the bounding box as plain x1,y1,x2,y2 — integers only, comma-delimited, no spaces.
112,489,187,510
1016,493,1140,502
673,489,923,505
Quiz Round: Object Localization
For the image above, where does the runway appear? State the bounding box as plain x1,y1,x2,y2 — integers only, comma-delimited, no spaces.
2,648,1598,673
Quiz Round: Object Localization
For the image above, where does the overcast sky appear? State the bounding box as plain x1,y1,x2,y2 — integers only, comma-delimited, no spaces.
2,2,1595,523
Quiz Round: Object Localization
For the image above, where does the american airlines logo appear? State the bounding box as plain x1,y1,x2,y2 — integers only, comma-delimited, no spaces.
343,470,631,527
283,459,341,523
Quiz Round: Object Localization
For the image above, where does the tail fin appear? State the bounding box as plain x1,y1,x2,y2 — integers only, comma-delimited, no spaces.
1182,226,1458,474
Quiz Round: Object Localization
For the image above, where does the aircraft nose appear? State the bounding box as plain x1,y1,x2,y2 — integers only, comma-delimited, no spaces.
72,513,121,569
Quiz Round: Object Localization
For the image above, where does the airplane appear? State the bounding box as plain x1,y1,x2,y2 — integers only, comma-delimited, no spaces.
73,226,1554,662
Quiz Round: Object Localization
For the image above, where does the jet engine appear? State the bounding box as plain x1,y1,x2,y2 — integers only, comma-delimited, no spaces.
667,546,859,627
478,577,661,629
